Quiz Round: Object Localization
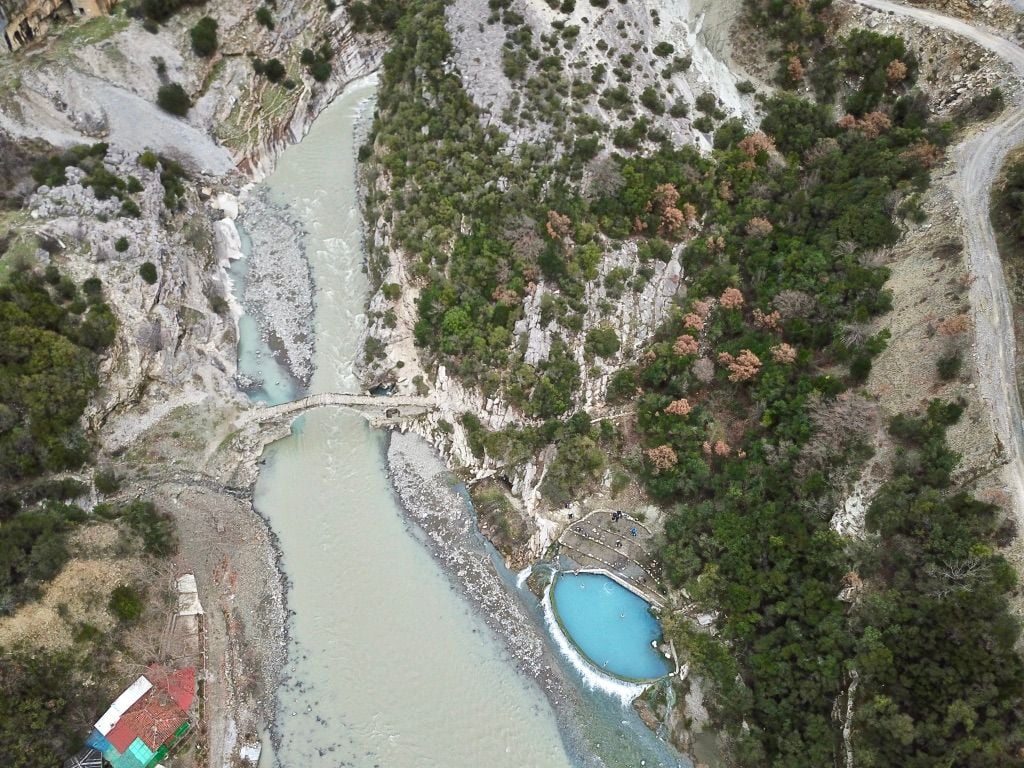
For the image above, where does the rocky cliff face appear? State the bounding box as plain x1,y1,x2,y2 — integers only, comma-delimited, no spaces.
357,0,753,563
0,4,387,765
446,0,756,152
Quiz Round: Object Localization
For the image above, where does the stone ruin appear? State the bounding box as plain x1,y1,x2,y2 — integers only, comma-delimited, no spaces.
0,0,117,53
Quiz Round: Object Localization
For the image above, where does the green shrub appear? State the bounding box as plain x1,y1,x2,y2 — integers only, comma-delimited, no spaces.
114,237,129,253
937,350,962,380
640,86,664,114
691,115,713,133
253,57,286,83
138,151,159,171
668,99,689,118
156,83,191,117
121,500,177,556
190,16,219,57
141,0,208,22
653,41,674,57
255,5,274,28
345,0,409,31
120,199,141,218
94,468,121,495
157,155,187,209
301,43,334,83
139,262,158,284
585,325,620,358
695,91,723,118
108,584,143,622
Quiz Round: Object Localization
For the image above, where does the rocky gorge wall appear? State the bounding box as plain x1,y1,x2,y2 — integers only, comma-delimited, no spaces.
0,4,388,766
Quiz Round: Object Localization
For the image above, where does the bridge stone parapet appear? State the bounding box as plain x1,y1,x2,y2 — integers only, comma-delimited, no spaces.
241,391,435,429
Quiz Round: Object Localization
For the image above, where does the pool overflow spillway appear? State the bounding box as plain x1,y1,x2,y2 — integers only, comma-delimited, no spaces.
549,572,673,683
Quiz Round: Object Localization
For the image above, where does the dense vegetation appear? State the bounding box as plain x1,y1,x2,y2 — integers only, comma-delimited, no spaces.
0,267,115,480
0,650,114,766
995,154,1024,245
851,402,1024,766
361,0,1024,764
0,144,176,765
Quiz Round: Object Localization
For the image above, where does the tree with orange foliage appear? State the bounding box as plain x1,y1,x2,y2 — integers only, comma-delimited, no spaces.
647,444,678,470
738,132,776,158
692,298,713,318
546,210,572,241
787,56,805,83
838,112,892,138
746,217,774,237
771,343,797,364
660,206,686,238
753,308,782,331
652,183,680,210
720,287,744,310
682,313,705,332
665,398,692,416
718,349,762,381
938,314,970,336
886,59,908,84
860,111,892,138
673,334,699,356
900,142,940,169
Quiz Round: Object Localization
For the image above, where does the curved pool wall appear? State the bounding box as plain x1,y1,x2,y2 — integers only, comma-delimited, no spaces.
550,572,672,683
458,492,695,767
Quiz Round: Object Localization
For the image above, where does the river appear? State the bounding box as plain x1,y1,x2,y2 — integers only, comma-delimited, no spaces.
241,77,693,768
247,77,572,768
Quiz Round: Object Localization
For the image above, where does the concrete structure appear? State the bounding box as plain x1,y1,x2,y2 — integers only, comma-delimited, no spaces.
0,0,117,53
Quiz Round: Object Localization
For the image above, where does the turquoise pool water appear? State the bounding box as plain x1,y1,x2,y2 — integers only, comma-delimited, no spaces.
551,573,671,681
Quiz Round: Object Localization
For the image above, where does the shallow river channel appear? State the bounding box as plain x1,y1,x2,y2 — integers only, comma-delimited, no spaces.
243,78,692,768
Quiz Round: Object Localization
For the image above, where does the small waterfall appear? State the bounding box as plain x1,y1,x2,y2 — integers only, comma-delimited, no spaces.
658,679,677,741
516,565,532,588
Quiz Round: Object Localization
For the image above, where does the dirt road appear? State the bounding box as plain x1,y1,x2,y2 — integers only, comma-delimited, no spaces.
854,0,1024,521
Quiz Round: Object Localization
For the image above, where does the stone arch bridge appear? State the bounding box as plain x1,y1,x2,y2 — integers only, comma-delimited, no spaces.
240,392,435,429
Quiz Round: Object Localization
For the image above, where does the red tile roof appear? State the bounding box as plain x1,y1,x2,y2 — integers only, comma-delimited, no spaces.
164,667,195,713
118,687,187,751
145,665,196,713
105,719,137,753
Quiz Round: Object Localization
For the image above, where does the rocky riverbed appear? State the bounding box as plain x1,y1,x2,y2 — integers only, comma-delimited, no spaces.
236,188,316,388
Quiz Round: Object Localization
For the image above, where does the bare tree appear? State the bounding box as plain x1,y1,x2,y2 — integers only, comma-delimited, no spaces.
773,289,816,320
584,155,624,199
925,555,991,598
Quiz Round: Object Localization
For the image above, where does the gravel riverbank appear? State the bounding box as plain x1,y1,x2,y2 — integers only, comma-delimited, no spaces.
384,430,690,768
236,189,316,388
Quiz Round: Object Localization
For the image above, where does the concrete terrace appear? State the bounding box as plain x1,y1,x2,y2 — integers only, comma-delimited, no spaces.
556,507,664,608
